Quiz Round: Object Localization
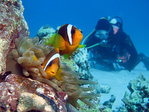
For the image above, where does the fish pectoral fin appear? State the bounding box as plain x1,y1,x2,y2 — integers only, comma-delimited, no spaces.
52,33,66,50
55,69,63,81
32,55,38,61
78,44,86,48
64,54,71,59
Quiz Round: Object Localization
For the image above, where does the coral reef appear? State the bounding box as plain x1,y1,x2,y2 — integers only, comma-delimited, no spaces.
0,0,100,111
0,0,29,75
0,78,19,111
36,25,100,108
96,84,111,94
0,74,67,111
36,25,56,41
61,47,93,80
73,48,93,80
120,74,149,112
102,95,116,109
6,35,100,110
78,98,100,112
60,56,76,71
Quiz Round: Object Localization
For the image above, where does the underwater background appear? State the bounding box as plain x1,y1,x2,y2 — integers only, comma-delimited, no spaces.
0,0,149,111
22,0,149,56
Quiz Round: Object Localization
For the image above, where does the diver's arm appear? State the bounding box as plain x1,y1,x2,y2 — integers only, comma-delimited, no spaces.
124,36,138,56
119,35,139,71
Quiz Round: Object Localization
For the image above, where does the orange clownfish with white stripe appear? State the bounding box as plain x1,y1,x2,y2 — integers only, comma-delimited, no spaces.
45,24,85,58
41,48,62,80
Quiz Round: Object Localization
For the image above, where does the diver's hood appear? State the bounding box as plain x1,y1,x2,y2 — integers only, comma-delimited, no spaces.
95,19,111,31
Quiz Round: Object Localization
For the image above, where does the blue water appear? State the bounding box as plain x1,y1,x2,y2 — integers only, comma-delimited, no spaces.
22,0,149,55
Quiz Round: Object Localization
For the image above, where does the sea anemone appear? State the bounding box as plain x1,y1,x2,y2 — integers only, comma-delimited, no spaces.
7,36,52,78
34,63,100,108
6,36,100,109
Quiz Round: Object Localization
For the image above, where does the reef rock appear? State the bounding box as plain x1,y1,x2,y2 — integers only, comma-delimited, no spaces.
121,74,149,112
37,25,56,41
103,95,116,109
96,84,111,94
0,0,29,75
17,92,58,112
0,74,67,112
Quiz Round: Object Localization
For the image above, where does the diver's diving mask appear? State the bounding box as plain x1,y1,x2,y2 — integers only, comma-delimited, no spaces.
95,30,109,40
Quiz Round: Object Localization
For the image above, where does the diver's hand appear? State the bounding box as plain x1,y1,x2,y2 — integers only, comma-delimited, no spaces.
99,40,107,45
116,52,130,63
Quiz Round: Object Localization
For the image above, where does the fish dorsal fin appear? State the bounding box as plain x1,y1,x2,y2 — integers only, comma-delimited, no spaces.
67,24,73,45
43,53,60,71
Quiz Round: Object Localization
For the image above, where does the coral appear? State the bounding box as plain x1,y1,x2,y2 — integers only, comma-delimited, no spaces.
0,74,68,111
78,99,100,112
102,108,112,112
61,47,93,80
36,25,56,41
73,48,93,80
98,95,116,111
0,81,20,111
96,84,111,94
6,36,100,110
102,95,116,109
121,74,149,112
0,1,100,110
0,0,29,75
60,56,76,71
0,0,100,111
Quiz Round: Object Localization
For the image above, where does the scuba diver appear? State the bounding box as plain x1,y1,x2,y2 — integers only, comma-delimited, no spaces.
83,16,149,71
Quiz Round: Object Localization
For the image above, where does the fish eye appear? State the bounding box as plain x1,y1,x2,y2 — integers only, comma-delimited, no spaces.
71,29,75,34
48,62,53,67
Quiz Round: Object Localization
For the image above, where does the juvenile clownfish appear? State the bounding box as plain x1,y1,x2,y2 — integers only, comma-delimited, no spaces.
41,48,62,81
45,24,85,58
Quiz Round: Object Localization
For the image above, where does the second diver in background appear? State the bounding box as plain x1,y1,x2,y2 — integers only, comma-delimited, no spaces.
84,16,149,71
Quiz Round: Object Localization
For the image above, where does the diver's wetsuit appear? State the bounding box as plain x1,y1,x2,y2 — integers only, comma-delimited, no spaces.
86,29,139,71
85,17,149,71
110,30,139,71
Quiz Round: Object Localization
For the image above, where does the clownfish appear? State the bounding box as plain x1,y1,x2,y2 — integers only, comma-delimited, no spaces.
45,24,85,58
41,48,62,80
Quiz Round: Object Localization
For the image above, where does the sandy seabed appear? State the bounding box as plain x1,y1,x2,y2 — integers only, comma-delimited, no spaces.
90,62,149,110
